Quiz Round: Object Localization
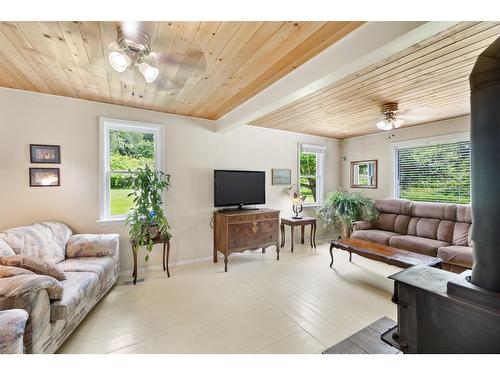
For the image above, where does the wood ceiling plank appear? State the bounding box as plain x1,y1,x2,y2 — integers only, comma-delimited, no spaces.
98,21,123,105
252,22,499,127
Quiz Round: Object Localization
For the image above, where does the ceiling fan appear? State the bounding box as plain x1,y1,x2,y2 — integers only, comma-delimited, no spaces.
375,102,430,131
108,22,206,86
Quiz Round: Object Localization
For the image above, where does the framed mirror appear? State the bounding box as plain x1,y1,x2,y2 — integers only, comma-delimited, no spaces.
350,160,377,189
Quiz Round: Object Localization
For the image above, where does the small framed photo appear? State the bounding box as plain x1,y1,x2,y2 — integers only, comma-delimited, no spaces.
272,169,292,185
30,144,61,164
29,168,60,187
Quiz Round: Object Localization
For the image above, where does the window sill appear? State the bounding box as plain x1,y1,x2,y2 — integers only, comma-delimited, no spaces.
303,203,323,209
96,217,126,225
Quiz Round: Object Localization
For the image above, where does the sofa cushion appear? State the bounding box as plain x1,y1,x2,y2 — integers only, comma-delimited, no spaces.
388,235,449,257
50,271,98,322
0,223,66,263
374,213,397,232
416,218,440,240
375,198,412,215
352,229,399,245
437,220,455,243
0,238,15,257
456,205,472,223
394,215,411,235
437,246,473,269
40,222,72,251
66,234,118,258
58,257,115,278
452,222,470,246
0,255,66,281
411,201,457,221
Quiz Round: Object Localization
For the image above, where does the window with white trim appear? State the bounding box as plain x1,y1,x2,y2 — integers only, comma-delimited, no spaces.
99,118,163,222
298,144,325,206
393,136,470,204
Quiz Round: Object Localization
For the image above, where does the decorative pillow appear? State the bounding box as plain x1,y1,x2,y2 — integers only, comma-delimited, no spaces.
66,234,118,258
0,255,66,281
0,265,35,278
40,221,73,250
0,237,15,257
0,223,66,263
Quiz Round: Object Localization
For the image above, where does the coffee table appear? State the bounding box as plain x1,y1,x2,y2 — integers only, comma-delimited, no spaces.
329,238,442,269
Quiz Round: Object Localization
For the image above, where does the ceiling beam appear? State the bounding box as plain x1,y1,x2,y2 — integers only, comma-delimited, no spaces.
215,21,460,133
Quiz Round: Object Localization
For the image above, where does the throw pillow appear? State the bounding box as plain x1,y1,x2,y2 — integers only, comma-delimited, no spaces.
0,255,66,281
0,265,35,278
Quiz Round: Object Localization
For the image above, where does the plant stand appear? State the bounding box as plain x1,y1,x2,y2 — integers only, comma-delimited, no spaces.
131,235,170,285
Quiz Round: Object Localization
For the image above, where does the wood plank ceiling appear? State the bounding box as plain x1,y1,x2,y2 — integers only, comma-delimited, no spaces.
249,21,500,139
0,21,362,119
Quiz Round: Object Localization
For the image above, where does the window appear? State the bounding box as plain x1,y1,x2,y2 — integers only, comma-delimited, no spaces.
298,144,326,206
99,118,163,222
393,135,470,204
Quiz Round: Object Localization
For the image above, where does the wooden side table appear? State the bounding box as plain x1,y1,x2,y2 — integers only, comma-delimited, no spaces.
131,235,170,285
280,217,317,252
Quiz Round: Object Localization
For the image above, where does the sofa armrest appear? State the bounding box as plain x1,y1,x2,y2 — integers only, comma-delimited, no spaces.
0,309,29,354
0,275,63,300
352,221,373,232
66,233,119,258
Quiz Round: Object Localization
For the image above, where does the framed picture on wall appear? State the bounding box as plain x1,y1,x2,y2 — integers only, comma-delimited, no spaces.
272,169,292,185
29,168,60,187
350,160,378,189
30,144,61,164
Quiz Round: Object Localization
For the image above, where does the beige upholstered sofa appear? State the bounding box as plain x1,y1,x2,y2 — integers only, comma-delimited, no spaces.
0,222,119,354
352,198,472,272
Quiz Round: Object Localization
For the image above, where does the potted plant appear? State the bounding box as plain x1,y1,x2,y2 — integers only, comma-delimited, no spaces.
318,190,378,239
126,164,171,261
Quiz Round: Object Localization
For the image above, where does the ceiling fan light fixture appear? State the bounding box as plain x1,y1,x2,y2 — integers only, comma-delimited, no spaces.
376,120,393,131
139,62,159,83
109,51,130,72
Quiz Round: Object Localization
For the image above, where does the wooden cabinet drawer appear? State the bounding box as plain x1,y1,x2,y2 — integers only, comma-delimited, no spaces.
228,219,278,249
226,212,279,224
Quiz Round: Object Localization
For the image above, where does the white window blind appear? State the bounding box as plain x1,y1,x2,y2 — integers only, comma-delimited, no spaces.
395,140,471,204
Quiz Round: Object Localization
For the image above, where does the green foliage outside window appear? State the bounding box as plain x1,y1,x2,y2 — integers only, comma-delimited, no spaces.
300,152,317,204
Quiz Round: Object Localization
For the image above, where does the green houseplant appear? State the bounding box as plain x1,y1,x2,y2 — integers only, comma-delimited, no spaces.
318,191,378,239
125,164,171,261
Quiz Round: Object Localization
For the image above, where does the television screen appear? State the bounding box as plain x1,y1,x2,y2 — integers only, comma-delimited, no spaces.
214,170,266,208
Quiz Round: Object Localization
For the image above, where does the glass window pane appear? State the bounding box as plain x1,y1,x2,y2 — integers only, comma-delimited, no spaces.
300,176,317,204
110,173,134,215
300,152,316,176
396,141,470,204
109,129,155,171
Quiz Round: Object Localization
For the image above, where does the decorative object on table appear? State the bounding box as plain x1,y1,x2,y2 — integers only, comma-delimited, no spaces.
29,168,60,187
126,164,171,263
272,168,291,185
287,184,306,219
280,216,317,252
317,190,378,239
350,160,378,189
30,144,61,164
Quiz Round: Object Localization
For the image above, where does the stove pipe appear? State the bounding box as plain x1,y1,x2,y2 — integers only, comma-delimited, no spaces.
470,36,500,291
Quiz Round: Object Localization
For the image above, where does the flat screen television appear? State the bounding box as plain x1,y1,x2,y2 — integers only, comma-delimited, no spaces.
214,170,265,209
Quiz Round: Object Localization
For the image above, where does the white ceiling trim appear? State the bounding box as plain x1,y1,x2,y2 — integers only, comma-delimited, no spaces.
215,21,460,133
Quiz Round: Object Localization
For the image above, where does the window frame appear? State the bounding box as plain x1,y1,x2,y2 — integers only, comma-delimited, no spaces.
297,143,325,207
390,132,470,202
98,117,164,224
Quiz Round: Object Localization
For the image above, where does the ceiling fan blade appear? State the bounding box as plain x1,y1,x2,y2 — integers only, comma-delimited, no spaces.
117,21,156,40
153,49,206,73
154,78,182,93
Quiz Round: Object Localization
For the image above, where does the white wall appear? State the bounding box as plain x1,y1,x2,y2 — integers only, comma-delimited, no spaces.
340,116,470,199
0,88,341,273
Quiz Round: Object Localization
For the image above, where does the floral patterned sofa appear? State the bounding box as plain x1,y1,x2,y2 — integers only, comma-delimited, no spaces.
0,222,119,354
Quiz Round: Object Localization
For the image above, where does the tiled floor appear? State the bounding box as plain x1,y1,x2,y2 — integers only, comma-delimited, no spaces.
58,239,399,353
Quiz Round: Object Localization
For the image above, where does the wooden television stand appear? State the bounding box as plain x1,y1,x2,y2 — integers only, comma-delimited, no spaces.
213,208,280,272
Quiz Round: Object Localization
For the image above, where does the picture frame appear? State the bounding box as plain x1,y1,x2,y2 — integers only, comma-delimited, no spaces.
272,168,292,185
350,160,378,189
29,168,60,187
30,144,61,164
